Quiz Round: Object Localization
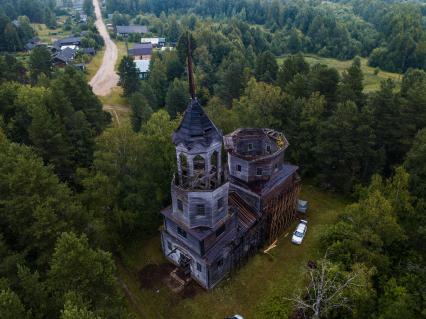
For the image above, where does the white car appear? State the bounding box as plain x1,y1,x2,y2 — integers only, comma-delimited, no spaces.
291,220,308,245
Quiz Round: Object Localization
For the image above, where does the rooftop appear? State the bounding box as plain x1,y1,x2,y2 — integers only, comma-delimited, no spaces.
172,99,222,148
134,59,150,73
116,25,148,34
128,43,153,56
230,164,299,196
53,36,82,48
141,37,166,44
54,47,77,63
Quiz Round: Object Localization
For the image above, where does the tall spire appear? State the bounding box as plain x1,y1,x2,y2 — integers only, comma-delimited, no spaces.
187,32,196,100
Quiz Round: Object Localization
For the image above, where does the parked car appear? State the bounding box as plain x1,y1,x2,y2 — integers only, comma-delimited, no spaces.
226,315,244,319
291,220,308,245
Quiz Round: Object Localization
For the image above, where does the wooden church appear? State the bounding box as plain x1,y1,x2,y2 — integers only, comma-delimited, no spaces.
160,38,300,289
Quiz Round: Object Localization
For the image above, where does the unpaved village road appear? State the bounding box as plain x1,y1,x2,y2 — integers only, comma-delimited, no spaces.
89,0,119,96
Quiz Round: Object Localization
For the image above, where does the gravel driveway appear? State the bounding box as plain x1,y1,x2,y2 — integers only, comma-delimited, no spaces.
89,0,119,96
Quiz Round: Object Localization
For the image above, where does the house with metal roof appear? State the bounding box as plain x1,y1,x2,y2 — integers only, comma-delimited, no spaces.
53,36,82,51
128,43,152,60
141,37,166,47
134,59,150,79
53,47,77,66
116,25,148,36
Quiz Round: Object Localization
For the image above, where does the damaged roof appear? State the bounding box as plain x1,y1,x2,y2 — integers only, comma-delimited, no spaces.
172,99,222,148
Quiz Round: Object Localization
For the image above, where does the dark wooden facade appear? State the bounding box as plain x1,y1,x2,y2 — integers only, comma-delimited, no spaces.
160,102,300,289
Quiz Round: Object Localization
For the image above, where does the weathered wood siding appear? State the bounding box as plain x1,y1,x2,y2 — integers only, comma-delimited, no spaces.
228,151,285,184
164,219,203,254
171,182,229,228
161,231,208,287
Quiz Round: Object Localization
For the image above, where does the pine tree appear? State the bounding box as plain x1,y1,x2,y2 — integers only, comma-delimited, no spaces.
338,57,365,106
3,23,22,52
255,51,278,83
118,56,140,97
29,46,52,83
129,92,152,132
165,78,189,119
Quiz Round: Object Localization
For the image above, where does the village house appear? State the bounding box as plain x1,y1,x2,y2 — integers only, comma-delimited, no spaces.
24,37,42,51
141,37,166,48
53,36,82,51
128,43,152,60
116,25,148,37
134,59,150,80
53,47,77,66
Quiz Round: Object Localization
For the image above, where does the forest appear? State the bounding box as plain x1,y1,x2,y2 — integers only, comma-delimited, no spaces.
0,0,425,318
108,0,426,72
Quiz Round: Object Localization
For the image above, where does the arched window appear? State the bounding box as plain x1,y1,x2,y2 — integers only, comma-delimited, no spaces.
180,153,188,176
210,151,218,172
193,155,205,173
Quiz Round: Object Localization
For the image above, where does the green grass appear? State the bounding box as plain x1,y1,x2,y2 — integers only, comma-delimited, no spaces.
278,54,402,92
85,48,106,80
99,86,127,106
118,183,348,319
32,20,71,44
115,41,128,71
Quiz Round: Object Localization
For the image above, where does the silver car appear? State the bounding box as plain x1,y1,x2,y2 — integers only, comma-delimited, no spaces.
291,220,308,245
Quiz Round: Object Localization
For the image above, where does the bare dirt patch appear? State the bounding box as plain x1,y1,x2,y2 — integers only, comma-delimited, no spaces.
89,0,119,96
138,263,204,299
138,263,175,290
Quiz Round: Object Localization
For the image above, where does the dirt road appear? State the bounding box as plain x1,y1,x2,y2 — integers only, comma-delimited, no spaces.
89,0,119,96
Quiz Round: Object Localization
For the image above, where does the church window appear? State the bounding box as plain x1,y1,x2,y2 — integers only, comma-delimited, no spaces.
197,263,202,272
177,199,183,211
257,167,263,176
180,154,188,175
217,197,224,210
217,258,223,268
248,143,253,150
196,204,205,216
216,224,226,237
193,155,205,171
177,227,187,238
236,164,242,172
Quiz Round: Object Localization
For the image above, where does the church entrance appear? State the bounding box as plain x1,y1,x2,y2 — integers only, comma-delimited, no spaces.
178,253,192,277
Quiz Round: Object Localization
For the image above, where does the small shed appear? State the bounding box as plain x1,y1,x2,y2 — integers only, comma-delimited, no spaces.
297,200,309,213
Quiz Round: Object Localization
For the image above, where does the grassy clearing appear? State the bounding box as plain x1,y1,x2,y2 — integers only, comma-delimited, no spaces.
99,87,130,124
278,54,402,92
32,20,71,44
118,183,348,319
85,48,106,80
115,41,128,71
99,86,127,106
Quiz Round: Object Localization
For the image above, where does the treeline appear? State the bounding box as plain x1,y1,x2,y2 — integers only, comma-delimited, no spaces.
260,165,425,318
0,0,56,23
119,25,426,193
0,50,180,317
106,0,426,71
0,14,36,52
0,0,99,53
